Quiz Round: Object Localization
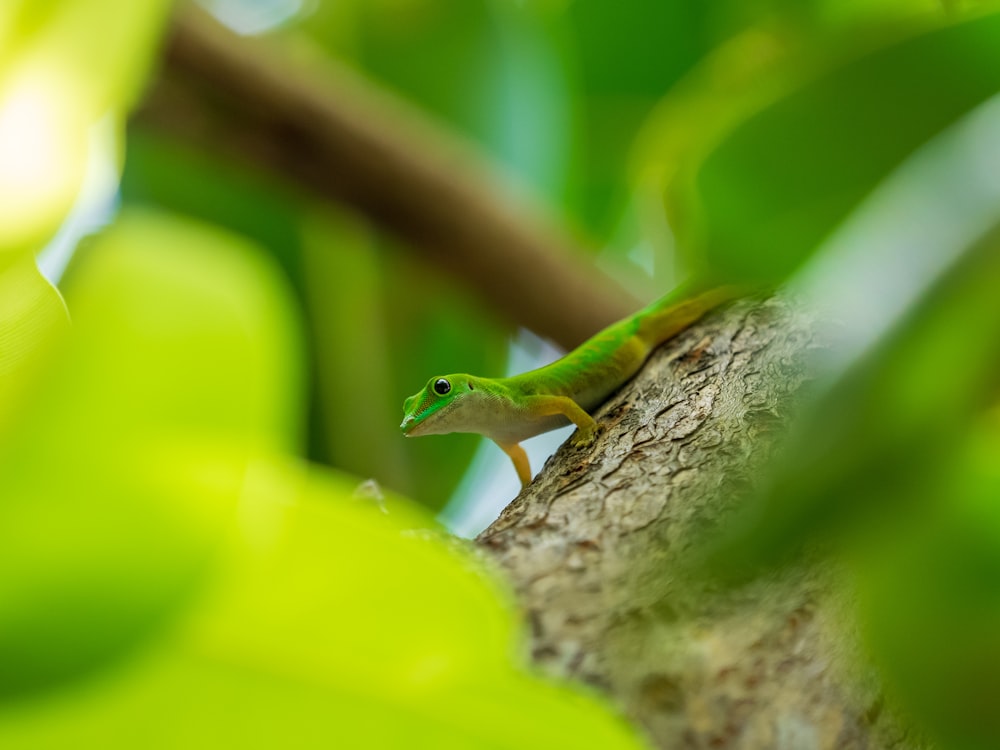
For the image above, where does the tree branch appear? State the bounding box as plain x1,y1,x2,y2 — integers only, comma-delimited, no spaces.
478,297,924,750
134,6,636,349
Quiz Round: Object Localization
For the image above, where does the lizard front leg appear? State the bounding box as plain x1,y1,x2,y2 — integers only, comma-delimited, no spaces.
524,395,600,448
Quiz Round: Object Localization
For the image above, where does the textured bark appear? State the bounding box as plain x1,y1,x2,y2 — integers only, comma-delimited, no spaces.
478,296,925,750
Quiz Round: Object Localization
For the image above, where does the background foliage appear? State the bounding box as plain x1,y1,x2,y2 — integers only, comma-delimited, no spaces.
3,0,1000,747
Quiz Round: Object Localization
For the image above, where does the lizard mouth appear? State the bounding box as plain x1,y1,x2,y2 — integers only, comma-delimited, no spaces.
400,409,434,436
400,400,454,437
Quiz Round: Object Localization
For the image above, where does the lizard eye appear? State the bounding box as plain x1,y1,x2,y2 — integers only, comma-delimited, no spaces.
433,378,451,396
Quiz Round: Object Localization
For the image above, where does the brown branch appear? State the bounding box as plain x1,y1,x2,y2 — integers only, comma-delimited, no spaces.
134,5,636,349
478,297,925,750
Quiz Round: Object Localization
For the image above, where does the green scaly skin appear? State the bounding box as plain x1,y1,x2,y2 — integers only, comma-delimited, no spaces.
401,284,741,487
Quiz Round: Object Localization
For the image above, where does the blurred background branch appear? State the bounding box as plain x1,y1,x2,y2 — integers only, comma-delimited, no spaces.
134,5,636,350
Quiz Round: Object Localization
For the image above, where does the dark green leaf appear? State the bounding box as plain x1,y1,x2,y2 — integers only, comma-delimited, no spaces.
682,12,1000,281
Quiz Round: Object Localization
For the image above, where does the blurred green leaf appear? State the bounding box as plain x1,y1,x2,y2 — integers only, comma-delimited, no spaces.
0,209,644,749
0,0,170,111
700,98,1000,574
0,0,171,257
0,256,68,424
714,0,945,34
858,416,1000,750
567,0,716,239
0,467,645,748
705,224,1000,578
634,26,799,284
0,211,302,698
673,11,1000,282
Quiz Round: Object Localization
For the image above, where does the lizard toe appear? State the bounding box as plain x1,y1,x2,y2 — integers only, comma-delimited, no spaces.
570,425,600,449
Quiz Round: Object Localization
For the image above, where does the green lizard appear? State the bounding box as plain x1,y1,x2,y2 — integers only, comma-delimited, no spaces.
400,284,740,487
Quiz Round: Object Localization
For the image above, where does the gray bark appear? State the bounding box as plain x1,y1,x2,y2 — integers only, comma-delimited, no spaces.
477,296,926,750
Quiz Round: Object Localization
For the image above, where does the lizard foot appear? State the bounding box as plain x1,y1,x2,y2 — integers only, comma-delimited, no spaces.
570,424,600,449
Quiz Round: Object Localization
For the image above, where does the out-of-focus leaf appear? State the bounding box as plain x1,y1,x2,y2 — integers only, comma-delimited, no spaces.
701,123,1000,578
632,2,950,283
709,233,1000,576
634,26,799,284
0,1,170,111
0,67,89,262
672,11,1000,282
858,417,1000,750
0,0,171,257
566,0,717,240
0,211,302,698
0,465,645,749
715,0,944,34
0,212,644,748
0,256,68,424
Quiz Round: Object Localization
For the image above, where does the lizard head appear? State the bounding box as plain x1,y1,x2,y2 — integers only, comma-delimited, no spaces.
400,375,482,437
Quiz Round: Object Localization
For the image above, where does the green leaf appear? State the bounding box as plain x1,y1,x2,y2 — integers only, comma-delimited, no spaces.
858,417,1000,750
0,0,171,256
0,211,303,698
714,0,946,33
0,0,171,111
700,92,1000,576
0,256,68,423
706,229,1000,576
0,466,645,748
0,211,644,748
675,11,1000,282
565,0,717,239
